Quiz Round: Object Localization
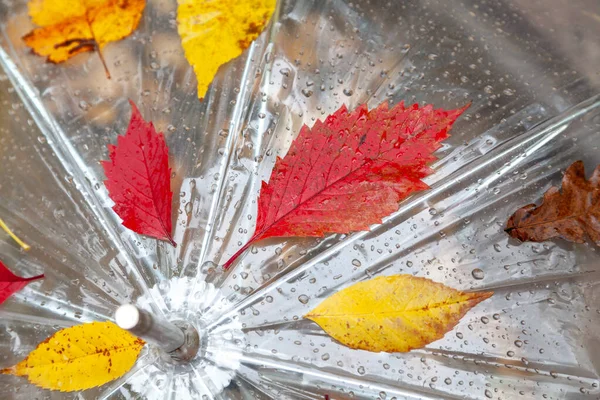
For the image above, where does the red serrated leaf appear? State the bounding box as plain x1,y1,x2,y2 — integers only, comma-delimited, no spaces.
0,260,44,305
102,101,176,246
223,101,468,268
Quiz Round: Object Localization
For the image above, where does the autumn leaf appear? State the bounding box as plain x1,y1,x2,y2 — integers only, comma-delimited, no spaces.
0,260,43,305
305,275,492,353
0,218,30,250
1,321,145,392
23,0,146,77
506,160,600,245
102,101,176,246
223,101,468,269
177,0,276,98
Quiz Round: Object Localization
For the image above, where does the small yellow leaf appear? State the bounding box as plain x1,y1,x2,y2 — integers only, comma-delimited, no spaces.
177,0,276,99
23,0,146,76
0,218,30,250
305,275,493,353
1,321,145,392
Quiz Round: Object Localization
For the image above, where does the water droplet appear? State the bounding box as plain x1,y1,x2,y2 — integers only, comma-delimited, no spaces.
484,389,493,398
507,350,515,357
298,295,309,304
444,378,452,385
352,259,362,267
406,261,413,267
321,353,330,361
265,296,273,303
429,208,438,216
514,340,523,348
258,113,266,119
472,268,485,280
357,366,365,375
343,88,354,96
302,88,313,97
279,68,291,76
481,316,489,324
78,100,90,111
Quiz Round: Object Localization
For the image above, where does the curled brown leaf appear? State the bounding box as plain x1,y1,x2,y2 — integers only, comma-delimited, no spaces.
506,160,600,245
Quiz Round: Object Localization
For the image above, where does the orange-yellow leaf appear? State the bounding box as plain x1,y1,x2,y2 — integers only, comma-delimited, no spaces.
23,0,145,73
1,321,145,392
305,275,493,353
177,0,276,98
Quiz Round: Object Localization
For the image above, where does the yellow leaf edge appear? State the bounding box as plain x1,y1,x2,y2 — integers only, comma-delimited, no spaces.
0,218,30,250
304,274,493,353
1,321,146,392
176,0,278,99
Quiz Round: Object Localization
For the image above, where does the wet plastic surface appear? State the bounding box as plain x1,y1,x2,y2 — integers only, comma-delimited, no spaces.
0,0,599,398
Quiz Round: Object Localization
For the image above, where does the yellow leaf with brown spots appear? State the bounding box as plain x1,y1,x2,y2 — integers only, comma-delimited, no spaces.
1,321,145,392
177,0,276,99
23,0,146,77
305,275,492,353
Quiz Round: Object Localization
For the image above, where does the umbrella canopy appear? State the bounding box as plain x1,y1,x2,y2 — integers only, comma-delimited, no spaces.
1,0,600,398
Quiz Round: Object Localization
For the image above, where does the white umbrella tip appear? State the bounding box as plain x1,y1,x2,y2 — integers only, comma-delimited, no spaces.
115,304,140,330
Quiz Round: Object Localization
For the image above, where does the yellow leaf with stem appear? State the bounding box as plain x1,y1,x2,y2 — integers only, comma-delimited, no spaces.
305,275,493,353
23,0,146,78
177,0,276,99
1,322,145,392
0,218,30,250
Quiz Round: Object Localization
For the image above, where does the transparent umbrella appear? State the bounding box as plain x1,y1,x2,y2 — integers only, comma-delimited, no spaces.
1,0,600,399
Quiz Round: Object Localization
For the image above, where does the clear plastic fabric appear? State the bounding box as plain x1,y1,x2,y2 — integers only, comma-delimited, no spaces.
0,0,599,398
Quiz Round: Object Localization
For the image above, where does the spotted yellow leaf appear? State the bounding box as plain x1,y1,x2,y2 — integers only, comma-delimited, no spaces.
177,0,276,99
305,275,493,353
23,0,146,77
1,321,145,392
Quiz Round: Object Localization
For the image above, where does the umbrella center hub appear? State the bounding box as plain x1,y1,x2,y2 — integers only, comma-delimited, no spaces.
115,304,202,364
160,320,202,364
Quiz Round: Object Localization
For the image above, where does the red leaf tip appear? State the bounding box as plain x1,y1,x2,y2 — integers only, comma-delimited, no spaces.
0,261,44,305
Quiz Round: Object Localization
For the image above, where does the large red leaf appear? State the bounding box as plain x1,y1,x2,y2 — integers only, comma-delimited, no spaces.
102,101,175,246
223,101,468,268
0,260,44,305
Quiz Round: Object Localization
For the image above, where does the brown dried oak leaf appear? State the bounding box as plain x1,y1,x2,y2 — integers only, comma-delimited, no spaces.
506,161,600,245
